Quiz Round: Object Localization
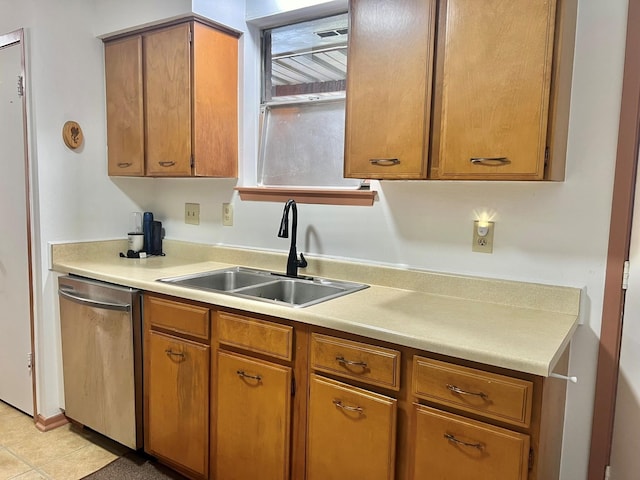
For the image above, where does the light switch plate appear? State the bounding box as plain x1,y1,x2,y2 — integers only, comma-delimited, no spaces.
185,203,200,225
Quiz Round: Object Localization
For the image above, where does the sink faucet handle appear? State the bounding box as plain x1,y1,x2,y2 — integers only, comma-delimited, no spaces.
297,253,308,269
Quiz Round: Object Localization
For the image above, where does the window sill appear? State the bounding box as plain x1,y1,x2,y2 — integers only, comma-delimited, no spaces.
235,187,376,206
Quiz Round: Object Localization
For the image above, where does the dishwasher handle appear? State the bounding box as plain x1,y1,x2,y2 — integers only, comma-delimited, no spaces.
58,287,131,312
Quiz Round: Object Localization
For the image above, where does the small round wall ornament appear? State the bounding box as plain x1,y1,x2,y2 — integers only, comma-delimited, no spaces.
62,121,83,149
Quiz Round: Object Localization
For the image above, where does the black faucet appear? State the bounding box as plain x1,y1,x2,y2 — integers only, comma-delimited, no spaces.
278,199,308,277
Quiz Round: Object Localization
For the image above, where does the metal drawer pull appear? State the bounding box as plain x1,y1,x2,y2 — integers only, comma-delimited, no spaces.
237,370,262,382
117,162,132,168
158,161,176,167
164,349,185,359
333,399,364,413
444,433,484,450
470,157,511,166
369,158,400,166
446,384,488,399
335,356,368,368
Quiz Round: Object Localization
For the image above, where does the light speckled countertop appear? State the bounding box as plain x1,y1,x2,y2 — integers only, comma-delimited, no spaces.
50,239,581,377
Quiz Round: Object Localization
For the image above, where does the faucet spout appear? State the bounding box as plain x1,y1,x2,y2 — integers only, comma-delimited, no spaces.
277,199,307,277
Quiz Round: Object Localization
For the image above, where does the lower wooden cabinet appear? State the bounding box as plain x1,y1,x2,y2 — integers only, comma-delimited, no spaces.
306,374,397,480
215,350,292,480
146,331,210,478
140,296,566,480
410,404,530,480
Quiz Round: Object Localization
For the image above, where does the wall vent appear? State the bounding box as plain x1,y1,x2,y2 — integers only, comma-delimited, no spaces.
315,28,348,38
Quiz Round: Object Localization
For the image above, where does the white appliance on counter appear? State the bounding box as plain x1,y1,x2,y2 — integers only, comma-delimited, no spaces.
58,275,142,449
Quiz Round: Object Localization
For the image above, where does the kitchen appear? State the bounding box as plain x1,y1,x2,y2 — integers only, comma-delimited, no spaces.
0,0,632,479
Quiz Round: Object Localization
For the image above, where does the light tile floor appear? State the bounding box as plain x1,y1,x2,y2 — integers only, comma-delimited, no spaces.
0,401,127,480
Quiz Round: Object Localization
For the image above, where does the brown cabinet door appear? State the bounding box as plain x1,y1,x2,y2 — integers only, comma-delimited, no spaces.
144,23,192,176
215,351,292,480
410,404,530,480
431,0,556,179
344,0,437,179
105,35,144,176
146,331,209,478
306,374,397,480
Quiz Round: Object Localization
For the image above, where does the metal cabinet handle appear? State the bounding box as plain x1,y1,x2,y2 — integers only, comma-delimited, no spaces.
335,356,368,368
369,158,400,166
164,349,185,359
446,384,488,399
237,370,262,382
469,157,511,166
333,399,364,413
444,433,484,450
117,162,132,168
158,161,176,167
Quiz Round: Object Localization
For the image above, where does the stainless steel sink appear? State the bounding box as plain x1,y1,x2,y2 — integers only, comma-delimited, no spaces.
158,266,368,308
160,268,271,291
238,278,348,307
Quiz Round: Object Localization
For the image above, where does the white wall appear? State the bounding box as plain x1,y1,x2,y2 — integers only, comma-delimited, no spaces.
0,0,629,478
0,0,190,418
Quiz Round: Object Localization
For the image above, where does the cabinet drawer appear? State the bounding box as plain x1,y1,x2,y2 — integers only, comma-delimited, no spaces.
145,295,209,340
310,333,400,390
411,404,529,480
307,374,397,480
217,311,293,361
413,356,533,427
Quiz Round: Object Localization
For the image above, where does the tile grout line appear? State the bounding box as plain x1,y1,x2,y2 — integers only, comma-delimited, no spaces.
1,403,119,480
2,444,52,480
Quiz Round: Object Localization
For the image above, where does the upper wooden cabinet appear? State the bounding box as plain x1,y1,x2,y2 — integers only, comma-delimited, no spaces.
344,0,437,179
105,35,144,176
344,0,575,181
104,18,238,177
430,0,557,180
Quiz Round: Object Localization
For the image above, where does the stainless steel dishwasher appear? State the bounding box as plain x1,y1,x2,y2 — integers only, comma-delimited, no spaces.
58,275,142,449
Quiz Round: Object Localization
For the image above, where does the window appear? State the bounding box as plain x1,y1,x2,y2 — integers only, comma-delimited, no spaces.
257,14,361,190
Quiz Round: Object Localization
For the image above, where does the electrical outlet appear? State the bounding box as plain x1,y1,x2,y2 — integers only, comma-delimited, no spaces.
185,203,200,225
472,220,494,253
222,203,233,226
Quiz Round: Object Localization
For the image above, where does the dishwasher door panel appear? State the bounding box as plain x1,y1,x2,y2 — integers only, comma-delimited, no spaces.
58,275,142,449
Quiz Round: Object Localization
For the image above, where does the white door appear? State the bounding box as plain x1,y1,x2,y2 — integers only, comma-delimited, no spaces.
610,151,640,478
0,31,34,415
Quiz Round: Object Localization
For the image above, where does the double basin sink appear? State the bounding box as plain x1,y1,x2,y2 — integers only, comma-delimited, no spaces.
158,266,369,308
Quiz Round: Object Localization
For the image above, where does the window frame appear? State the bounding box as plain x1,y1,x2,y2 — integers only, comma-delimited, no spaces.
237,11,376,206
